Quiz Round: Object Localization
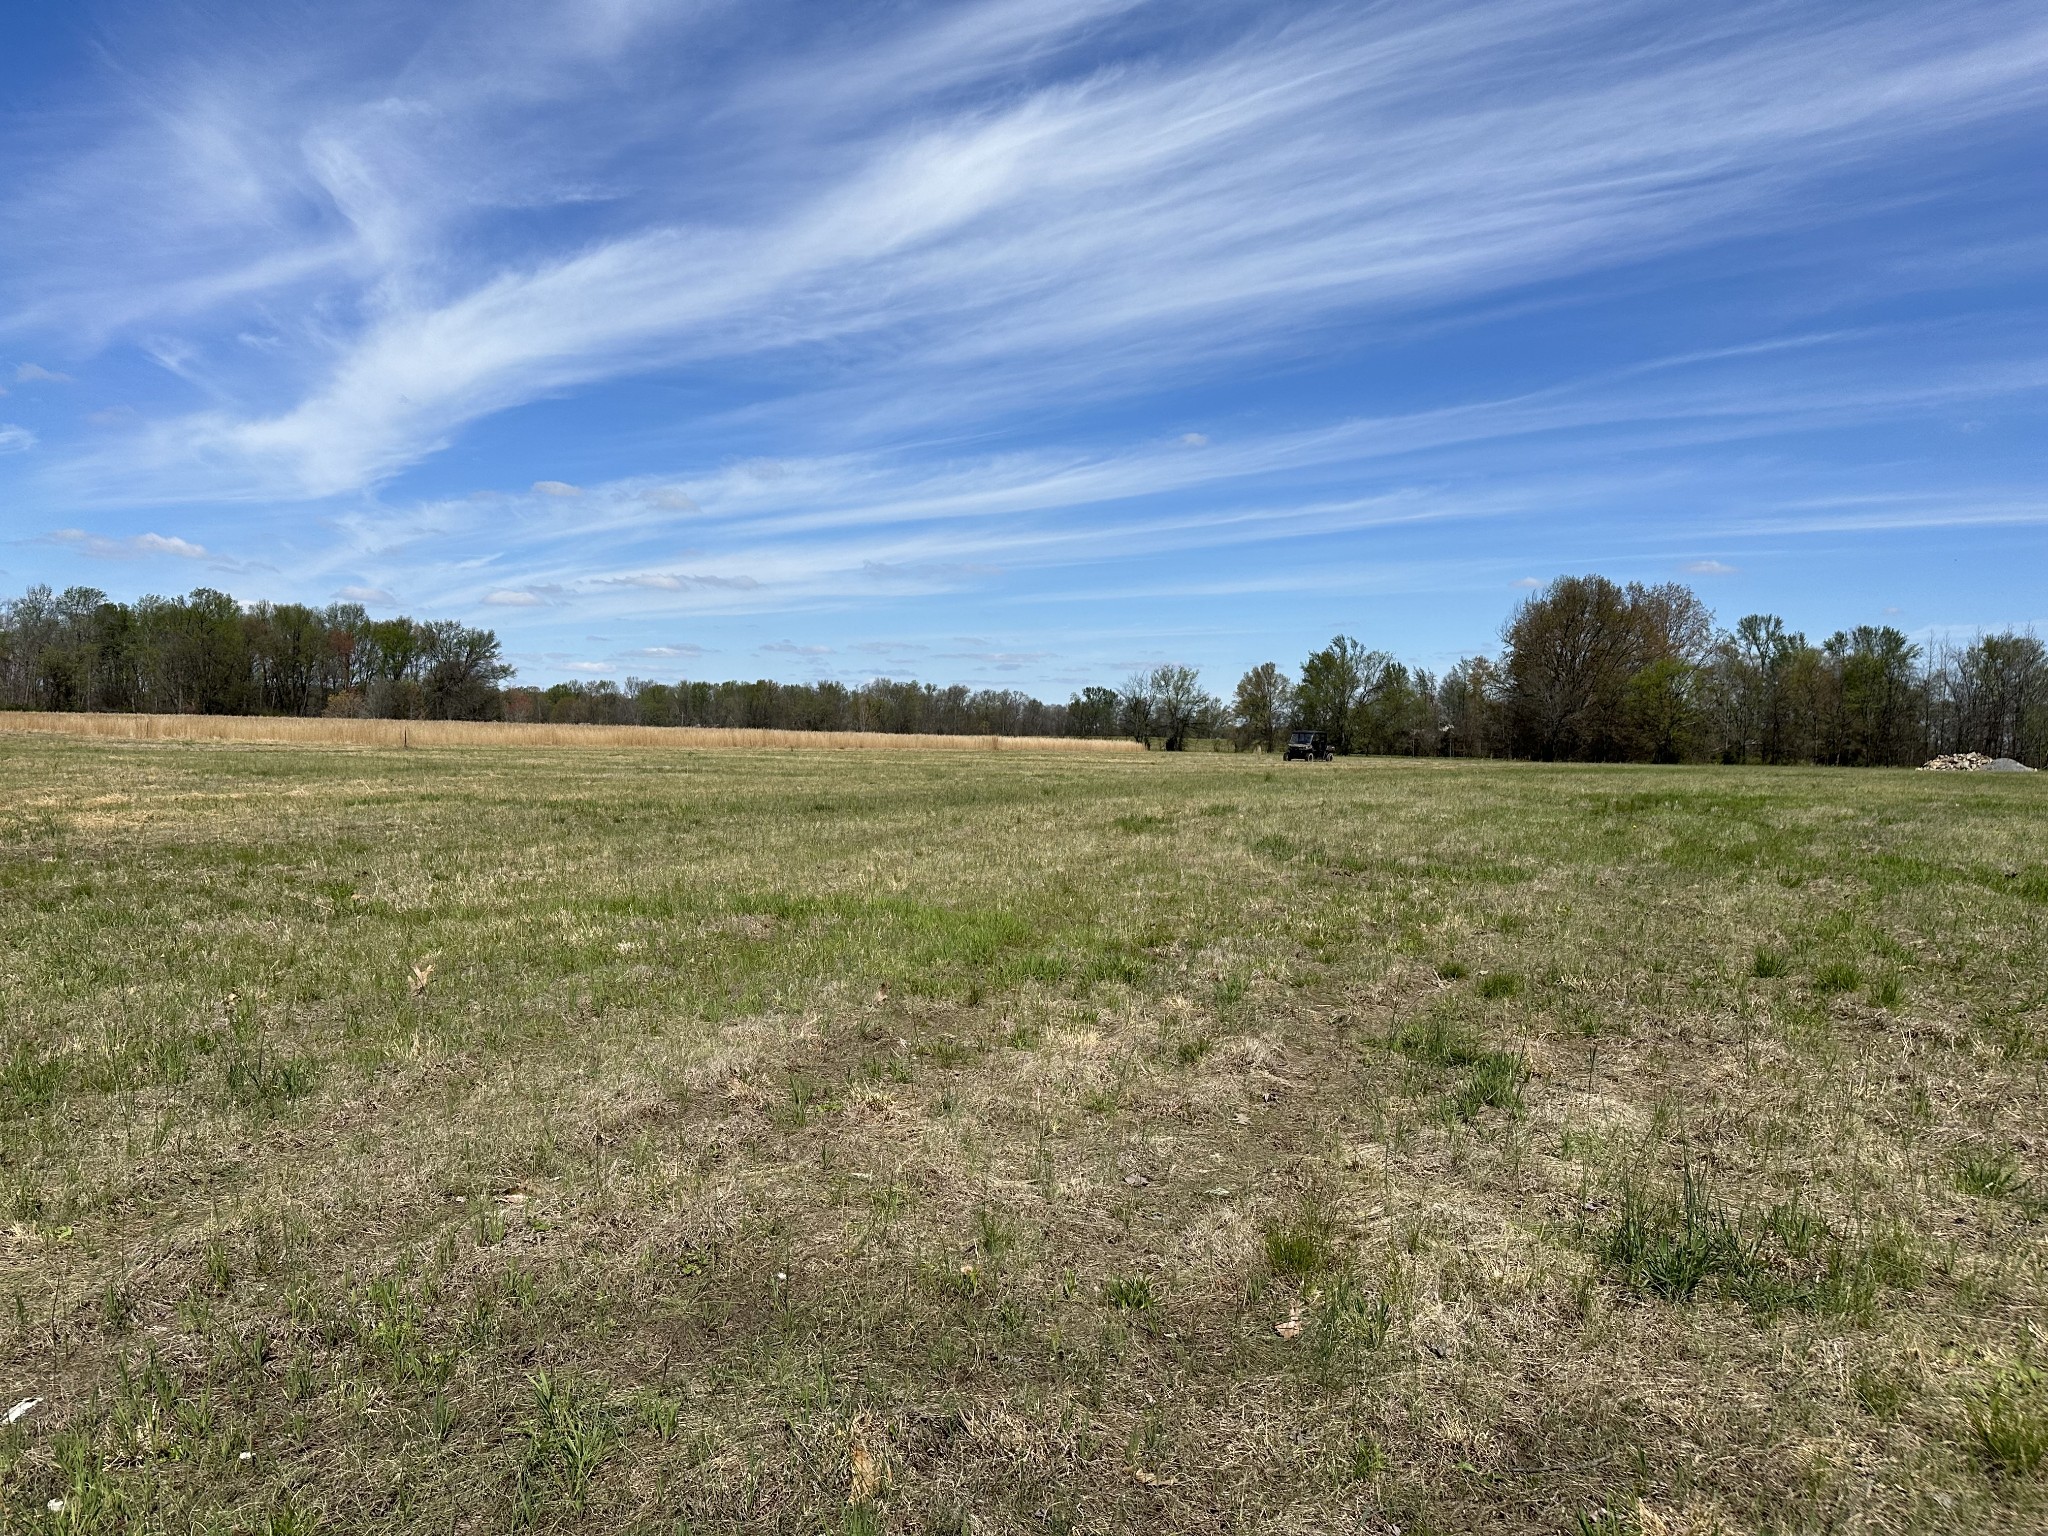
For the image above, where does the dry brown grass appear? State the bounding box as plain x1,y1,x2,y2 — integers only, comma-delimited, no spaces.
0,740,2043,1534
0,710,1140,754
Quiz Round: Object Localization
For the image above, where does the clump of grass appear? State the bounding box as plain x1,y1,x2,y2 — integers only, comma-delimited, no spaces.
98,1281,135,1334
920,1036,978,1069
1812,960,1862,996
1964,1361,2048,1479
1475,972,1520,1000
1111,813,1171,834
1263,1204,1338,1281
1751,947,1789,979
426,1390,458,1444
1853,1362,1917,1423
1450,1051,1526,1120
223,1046,315,1112
1387,1017,1484,1067
1435,961,1469,981
974,1206,1015,1261
1596,1172,1918,1319
1599,1169,1744,1302
1103,1276,1155,1311
1954,1148,2025,1201
514,1371,615,1523
1,1041,66,1118
1343,1433,1387,1481
1305,1273,1392,1376
638,1392,681,1443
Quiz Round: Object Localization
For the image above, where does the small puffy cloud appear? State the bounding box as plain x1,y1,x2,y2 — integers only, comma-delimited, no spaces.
1685,560,1738,575
532,480,582,497
335,585,395,604
484,589,548,606
134,533,208,558
643,487,699,512
1512,576,1543,588
761,641,833,656
564,661,609,673
629,644,709,659
0,424,34,454
1180,432,1210,447
50,529,206,560
87,405,139,427
14,363,71,384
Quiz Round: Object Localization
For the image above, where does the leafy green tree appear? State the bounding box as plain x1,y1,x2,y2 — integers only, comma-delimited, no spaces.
1296,636,1384,755
1066,685,1122,738
1230,662,1293,753
1823,626,1922,766
1146,663,1217,751
1503,577,1713,760
1435,657,1499,757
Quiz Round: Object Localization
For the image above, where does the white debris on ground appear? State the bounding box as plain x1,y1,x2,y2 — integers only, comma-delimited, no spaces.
1921,752,2037,772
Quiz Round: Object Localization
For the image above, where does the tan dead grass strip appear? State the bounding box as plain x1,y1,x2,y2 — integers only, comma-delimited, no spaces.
0,709,1141,754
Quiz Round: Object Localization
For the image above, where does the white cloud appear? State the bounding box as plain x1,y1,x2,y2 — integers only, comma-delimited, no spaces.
628,644,709,658
1180,433,1210,448
483,588,548,606
0,425,34,454
133,533,208,558
13,363,72,384
335,584,395,604
532,480,581,497
1512,576,1543,588
49,528,207,559
19,1,2048,501
1685,559,1739,575
761,641,833,656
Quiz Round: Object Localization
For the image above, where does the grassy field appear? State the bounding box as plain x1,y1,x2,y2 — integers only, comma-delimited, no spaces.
1,738,2044,1535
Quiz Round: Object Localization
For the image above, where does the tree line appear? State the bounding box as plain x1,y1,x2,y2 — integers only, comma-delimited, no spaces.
0,586,511,721
2,576,2041,764
1151,575,2040,766
503,677,1069,736
0,585,1075,735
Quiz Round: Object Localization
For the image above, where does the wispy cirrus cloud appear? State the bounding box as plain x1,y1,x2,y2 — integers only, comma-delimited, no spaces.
47,528,208,560
9,1,2048,503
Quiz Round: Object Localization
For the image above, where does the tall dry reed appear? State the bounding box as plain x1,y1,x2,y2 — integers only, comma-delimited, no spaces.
0,711,1143,754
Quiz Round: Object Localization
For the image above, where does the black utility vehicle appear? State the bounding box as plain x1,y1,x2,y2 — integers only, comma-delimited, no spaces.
1283,730,1331,761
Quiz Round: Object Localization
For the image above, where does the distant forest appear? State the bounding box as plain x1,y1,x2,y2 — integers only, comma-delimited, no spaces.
0,576,2041,766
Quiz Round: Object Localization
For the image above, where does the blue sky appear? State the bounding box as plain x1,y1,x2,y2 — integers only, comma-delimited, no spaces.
1,0,2044,692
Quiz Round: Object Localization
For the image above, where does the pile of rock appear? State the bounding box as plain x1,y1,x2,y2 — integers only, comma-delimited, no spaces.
1920,752,2037,772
